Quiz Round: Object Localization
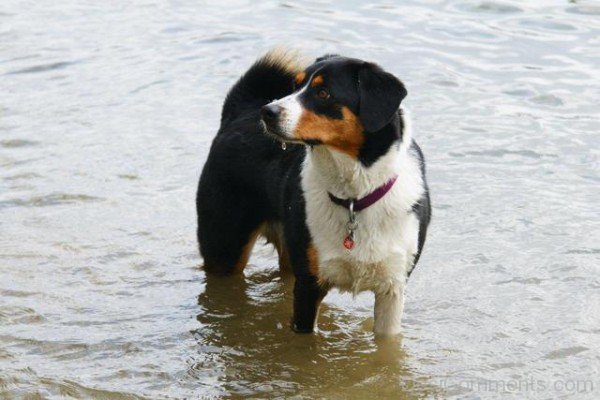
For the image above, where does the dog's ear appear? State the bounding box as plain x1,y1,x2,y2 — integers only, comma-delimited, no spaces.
315,54,340,63
358,63,407,132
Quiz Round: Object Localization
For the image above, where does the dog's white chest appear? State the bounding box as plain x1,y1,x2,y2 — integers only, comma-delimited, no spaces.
306,195,420,292
300,146,424,294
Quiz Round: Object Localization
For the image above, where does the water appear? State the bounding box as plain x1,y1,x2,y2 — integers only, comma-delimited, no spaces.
1,0,599,398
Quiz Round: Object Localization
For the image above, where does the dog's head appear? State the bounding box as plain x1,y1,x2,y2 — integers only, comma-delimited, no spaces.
261,55,407,159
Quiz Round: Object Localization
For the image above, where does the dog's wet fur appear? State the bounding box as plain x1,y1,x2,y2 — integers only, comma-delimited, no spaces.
197,49,430,335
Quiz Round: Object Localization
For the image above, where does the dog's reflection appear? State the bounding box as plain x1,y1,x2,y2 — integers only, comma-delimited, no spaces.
196,266,293,332
191,265,441,398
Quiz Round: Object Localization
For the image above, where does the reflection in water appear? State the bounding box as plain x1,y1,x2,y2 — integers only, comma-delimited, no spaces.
193,268,442,398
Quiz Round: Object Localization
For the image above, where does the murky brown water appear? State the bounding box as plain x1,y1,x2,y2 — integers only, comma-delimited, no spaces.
1,0,599,398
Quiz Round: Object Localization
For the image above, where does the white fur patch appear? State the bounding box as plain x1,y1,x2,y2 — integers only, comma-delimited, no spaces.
300,109,424,334
265,76,314,139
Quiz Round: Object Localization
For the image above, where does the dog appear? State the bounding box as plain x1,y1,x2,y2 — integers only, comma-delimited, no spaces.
196,49,430,335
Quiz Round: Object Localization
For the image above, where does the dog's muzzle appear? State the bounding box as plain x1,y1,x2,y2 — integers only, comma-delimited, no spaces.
261,104,282,125
260,104,286,138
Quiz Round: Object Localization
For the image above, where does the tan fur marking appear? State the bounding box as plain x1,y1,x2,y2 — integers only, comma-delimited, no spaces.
261,222,292,272
310,75,324,87
307,243,320,277
295,72,306,87
262,47,309,74
233,225,263,273
294,107,365,158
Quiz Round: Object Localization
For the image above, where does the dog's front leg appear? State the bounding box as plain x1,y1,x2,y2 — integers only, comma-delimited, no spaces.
373,284,405,335
292,276,327,333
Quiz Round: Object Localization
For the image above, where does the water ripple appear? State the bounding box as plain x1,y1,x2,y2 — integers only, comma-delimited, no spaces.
5,61,78,75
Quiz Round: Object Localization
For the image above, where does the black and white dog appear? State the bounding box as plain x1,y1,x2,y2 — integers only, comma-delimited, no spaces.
197,49,430,335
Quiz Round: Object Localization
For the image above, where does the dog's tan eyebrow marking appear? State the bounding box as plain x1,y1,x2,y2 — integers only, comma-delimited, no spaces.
294,72,306,86
310,75,324,87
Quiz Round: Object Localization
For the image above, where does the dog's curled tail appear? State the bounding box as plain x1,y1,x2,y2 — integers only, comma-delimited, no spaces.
220,47,309,127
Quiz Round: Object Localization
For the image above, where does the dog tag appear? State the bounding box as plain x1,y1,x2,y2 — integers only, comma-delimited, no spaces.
281,142,287,150
343,234,355,250
344,200,357,250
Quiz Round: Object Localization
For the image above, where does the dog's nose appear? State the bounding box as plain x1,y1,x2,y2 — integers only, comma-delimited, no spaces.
261,104,282,124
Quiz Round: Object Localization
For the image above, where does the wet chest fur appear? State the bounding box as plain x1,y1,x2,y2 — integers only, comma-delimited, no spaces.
301,150,423,293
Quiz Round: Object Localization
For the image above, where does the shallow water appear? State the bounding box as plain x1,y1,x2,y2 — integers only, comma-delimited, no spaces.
1,0,599,398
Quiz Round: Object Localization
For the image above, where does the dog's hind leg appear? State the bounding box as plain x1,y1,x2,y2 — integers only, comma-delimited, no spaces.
197,182,265,275
262,222,292,272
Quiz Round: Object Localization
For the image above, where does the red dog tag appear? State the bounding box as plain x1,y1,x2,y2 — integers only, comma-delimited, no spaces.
343,235,355,250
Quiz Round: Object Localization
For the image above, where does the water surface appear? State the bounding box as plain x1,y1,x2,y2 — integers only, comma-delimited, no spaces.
1,0,599,398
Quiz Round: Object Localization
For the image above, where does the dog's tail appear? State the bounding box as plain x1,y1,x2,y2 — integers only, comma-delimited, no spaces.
220,47,308,127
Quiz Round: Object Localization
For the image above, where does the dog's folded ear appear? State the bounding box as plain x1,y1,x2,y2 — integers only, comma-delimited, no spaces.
358,62,407,133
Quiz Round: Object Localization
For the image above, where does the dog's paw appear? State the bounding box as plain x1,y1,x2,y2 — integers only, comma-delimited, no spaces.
290,321,314,334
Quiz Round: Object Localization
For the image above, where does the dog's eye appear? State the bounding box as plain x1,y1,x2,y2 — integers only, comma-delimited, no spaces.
317,89,330,100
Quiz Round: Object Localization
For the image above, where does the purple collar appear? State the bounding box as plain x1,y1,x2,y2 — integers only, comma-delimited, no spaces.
328,176,398,212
